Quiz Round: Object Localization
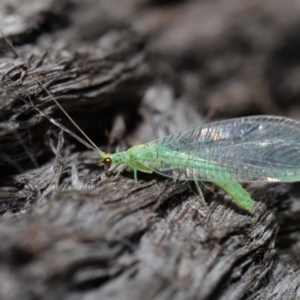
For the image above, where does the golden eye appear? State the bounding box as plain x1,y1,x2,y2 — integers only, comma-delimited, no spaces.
103,157,112,166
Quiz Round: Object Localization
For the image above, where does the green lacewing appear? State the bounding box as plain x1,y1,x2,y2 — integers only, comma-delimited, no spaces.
98,115,300,212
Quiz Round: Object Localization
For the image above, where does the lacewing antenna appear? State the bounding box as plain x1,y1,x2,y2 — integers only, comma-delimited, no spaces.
0,29,104,156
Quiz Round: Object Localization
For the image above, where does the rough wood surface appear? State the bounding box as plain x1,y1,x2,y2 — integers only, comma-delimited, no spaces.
1,1,300,299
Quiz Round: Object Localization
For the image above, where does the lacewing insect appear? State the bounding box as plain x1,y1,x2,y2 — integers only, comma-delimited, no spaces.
98,115,300,212
2,31,299,213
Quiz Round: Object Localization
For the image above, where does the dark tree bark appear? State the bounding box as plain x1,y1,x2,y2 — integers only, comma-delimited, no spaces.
0,1,300,299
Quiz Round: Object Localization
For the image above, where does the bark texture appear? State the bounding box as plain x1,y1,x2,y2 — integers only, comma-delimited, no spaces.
1,0,300,299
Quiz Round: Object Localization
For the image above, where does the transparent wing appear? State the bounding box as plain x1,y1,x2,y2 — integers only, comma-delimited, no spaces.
134,116,300,182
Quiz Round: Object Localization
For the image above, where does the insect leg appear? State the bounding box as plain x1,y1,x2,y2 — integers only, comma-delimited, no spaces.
194,180,209,210
133,169,138,182
111,168,123,180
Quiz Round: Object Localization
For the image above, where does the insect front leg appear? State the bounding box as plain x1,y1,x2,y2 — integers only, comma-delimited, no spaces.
111,167,124,180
